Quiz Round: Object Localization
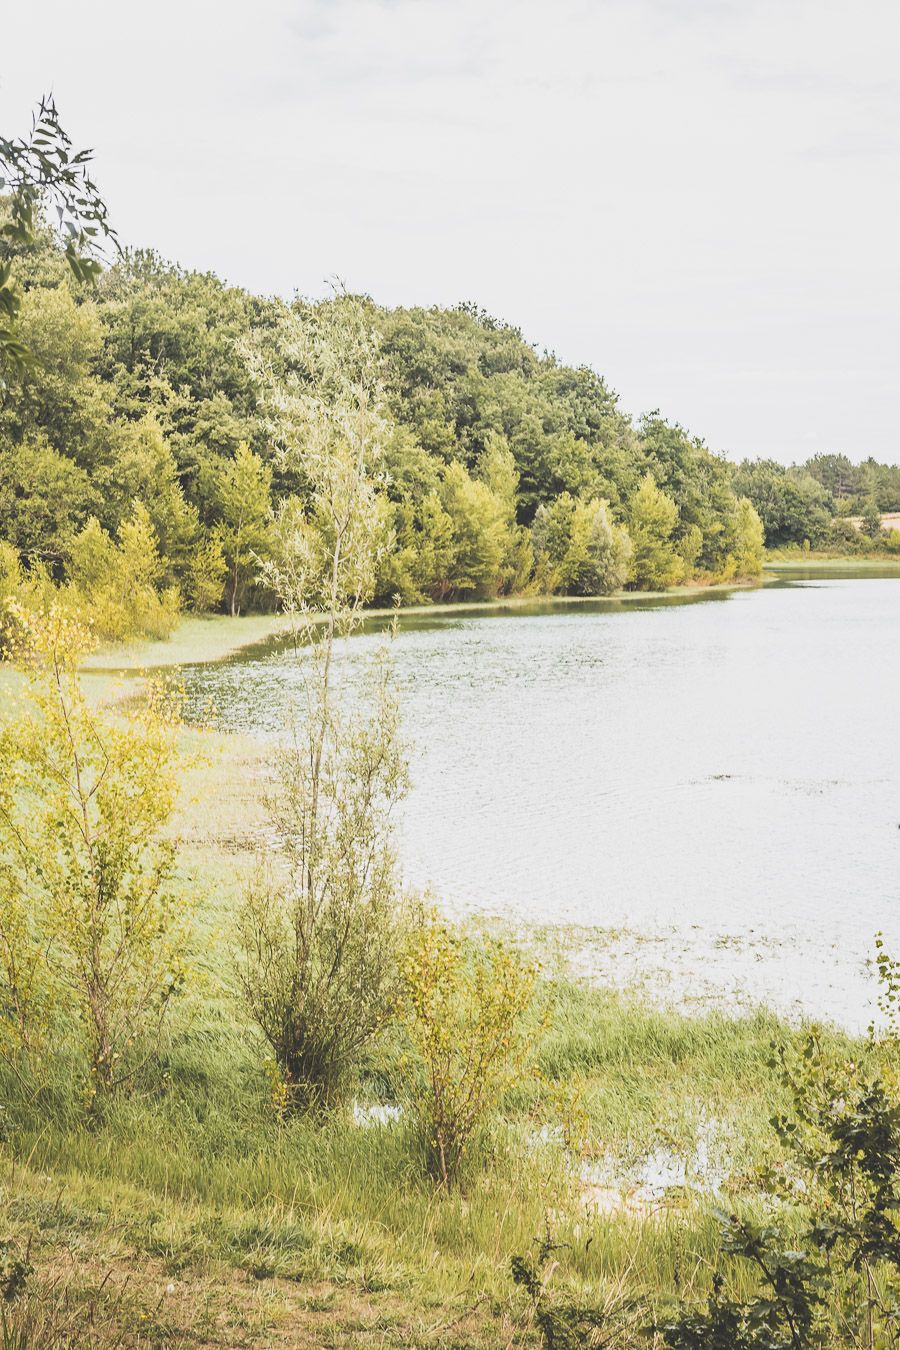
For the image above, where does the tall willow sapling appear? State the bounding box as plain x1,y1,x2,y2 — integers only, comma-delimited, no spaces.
237,294,408,1109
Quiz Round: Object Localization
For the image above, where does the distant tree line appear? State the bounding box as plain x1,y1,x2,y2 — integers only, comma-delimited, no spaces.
731,453,900,551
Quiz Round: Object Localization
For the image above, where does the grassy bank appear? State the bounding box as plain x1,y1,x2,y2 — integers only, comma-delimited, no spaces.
1,966,852,1347
0,689,867,1347
765,552,900,569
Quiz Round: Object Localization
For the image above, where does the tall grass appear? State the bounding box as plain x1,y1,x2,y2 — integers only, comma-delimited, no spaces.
0,972,863,1341
0,678,871,1343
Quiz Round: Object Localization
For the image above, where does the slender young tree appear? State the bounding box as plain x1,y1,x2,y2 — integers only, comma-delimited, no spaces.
214,441,272,615
237,294,408,1109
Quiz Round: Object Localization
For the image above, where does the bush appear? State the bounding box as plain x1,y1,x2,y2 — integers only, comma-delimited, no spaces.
0,607,192,1099
400,911,540,1185
511,1233,631,1349
628,474,685,590
661,1031,900,1349
186,533,227,612
0,543,56,653
237,650,407,1110
532,494,632,596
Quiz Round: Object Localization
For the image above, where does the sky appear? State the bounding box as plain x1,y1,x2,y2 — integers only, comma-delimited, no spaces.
3,0,899,464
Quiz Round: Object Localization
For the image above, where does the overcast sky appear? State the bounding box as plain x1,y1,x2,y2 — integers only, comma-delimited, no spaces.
4,0,899,464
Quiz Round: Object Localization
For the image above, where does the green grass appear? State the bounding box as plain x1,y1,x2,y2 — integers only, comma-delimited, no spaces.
0,950,863,1345
0,633,875,1346
81,612,297,670
765,552,900,569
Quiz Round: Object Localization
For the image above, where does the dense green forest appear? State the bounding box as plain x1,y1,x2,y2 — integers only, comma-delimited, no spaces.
1,209,897,641
0,213,765,636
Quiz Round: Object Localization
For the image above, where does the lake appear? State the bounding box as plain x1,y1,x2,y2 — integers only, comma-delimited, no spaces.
179,568,900,1029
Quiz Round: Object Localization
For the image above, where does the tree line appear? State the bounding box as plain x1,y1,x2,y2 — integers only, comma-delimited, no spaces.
0,210,773,639
732,454,900,551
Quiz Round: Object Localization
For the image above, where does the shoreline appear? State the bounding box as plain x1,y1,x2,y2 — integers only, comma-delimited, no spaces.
83,574,769,671
764,554,900,569
79,556,900,674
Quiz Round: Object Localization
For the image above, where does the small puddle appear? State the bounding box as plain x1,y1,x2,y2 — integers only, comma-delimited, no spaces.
533,1114,730,1219
352,1102,402,1127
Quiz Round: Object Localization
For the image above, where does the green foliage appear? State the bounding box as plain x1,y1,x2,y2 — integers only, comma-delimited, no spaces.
0,541,19,619
860,499,883,541
381,304,638,516
372,491,455,604
97,415,200,582
0,1239,32,1306
794,453,900,515
511,1232,632,1348
659,1214,824,1349
213,441,272,616
0,439,93,565
8,144,892,632
237,652,407,1111
628,473,685,589
532,493,632,595
400,911,540,1185
67,504,181,641
185,533,227,613
439,458,514,599
637,415,730,571
876,934,900,1043
96,249,262,472
661,1031,900,1350
732,460,835,548
1,286,109,464
238,296,407,1111
0,609,191,1098
0,95,116,389
727,497,766,579
0,544,55,652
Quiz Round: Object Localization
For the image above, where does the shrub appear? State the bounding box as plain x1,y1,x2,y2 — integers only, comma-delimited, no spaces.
0,607,192,1098
65,503,180,641
726,497,766,579
186,533,227,612
0,543,57,653
628,473,685,590
660,1031,900,1349
511,1232,628,1349
236,652,408,1110
400,911,540,1185
532,494,632,596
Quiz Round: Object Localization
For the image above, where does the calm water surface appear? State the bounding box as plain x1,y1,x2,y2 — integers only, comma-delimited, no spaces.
179,571,900,1028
